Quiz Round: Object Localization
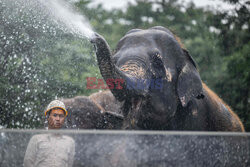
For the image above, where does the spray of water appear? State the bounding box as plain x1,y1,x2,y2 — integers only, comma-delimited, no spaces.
40,0,95,39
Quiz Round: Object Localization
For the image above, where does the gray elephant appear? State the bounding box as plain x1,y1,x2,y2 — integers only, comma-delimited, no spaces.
62,95,123,129
91,26,245,131
89,90,123,115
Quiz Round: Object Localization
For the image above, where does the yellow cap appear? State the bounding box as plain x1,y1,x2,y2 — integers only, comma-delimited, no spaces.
45,100,68,116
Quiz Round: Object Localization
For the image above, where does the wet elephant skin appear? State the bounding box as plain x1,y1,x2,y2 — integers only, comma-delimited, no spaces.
91,26,245,132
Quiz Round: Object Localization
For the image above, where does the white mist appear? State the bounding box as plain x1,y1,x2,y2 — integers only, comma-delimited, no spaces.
40,0,95,39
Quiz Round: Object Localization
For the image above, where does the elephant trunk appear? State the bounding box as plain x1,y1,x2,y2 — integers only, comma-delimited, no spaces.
90,33,131,101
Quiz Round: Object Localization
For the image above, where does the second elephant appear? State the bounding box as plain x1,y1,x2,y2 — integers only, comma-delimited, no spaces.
62,92,123,129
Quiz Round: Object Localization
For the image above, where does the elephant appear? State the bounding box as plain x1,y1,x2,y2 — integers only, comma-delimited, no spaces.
91,26,245,131
89,90,123,115
61,94,123,129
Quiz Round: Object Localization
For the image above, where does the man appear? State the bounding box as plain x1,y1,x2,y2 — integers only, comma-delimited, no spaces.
24,100,75,167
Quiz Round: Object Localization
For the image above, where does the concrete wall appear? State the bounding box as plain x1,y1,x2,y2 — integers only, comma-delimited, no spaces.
0,130,249,167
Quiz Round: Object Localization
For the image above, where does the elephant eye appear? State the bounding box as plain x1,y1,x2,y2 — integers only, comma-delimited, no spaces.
149,52,163,65
149,52,165,78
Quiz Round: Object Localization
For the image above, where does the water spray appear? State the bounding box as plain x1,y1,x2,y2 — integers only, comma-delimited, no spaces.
40,0,95,39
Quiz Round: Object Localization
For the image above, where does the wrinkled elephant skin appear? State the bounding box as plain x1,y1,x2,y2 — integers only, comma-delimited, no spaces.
91,26,245,131
62,94,123,129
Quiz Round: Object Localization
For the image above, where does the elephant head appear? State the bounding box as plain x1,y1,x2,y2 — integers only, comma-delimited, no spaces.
91,26,204,130
62,96,123,129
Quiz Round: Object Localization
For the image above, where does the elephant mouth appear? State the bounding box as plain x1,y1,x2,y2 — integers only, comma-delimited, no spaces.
128,97,170,130
125,97,143,129
132,97,143,112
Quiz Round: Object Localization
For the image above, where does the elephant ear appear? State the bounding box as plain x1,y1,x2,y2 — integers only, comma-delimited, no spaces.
177,49,204,107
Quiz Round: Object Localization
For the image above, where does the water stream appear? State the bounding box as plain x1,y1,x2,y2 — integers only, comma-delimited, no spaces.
40,0,95,39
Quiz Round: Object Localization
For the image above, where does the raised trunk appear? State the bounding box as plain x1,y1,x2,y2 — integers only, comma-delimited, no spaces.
91,33,132,101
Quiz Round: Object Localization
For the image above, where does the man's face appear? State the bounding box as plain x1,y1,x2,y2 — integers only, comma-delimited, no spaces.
48,108,66,129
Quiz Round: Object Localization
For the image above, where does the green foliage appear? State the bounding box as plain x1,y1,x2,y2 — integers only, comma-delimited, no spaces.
216,43,250,130
207,0,250,130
